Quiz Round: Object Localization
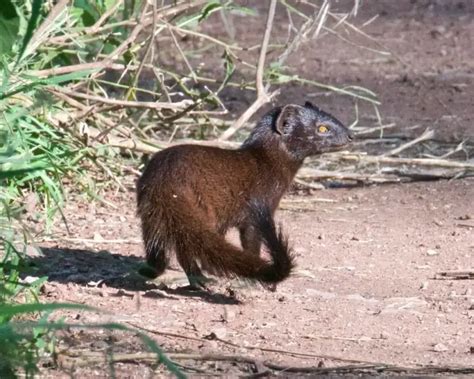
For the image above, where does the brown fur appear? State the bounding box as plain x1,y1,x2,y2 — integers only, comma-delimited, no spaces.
136,102,353,288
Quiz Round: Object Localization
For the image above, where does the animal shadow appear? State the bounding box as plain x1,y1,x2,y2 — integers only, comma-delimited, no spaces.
31,247,239,304
33,247,151,291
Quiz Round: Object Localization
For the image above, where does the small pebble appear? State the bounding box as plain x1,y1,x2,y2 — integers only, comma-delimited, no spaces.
93,232,104,241
433,343,449,352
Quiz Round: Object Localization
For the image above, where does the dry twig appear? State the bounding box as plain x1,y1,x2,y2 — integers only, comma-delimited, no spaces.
49,87,192,110
218,0,278,141
332,153,474,171
27,0,71,56
434,271,474,280
298,167,402,184
385,128,435,156
58,350,474,376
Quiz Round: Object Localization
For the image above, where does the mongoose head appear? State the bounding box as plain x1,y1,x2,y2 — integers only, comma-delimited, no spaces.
275,101,353,160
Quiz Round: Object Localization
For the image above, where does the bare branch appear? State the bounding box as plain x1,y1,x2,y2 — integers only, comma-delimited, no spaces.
27,0,71,55
49,87,192,110
384,129,435,156
332,153,474,170
255,0,277,97
219,0,278,141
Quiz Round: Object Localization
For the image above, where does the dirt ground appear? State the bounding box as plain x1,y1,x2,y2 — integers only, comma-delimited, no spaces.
32,0,473,377
36,179,473,377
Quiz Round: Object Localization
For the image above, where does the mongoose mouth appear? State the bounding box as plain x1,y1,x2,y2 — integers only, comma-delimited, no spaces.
327,141,351,152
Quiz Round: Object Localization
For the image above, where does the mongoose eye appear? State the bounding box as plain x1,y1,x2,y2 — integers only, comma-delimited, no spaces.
318,125,329,133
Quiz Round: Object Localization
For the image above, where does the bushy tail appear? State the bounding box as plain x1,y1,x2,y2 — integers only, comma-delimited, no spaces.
172,201,295,284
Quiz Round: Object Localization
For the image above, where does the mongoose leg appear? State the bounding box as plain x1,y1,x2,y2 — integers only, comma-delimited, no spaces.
138,237,169,279
239,225,262,255
175,249,210,290
148,248,168,275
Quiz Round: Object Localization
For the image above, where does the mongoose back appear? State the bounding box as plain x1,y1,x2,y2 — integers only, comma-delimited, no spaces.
137,101,353,289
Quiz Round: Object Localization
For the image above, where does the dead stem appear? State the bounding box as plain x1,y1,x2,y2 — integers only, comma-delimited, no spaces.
218,0,278,141
57,350,474,376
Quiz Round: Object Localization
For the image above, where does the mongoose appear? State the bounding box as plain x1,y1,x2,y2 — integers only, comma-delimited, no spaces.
137,101,353,289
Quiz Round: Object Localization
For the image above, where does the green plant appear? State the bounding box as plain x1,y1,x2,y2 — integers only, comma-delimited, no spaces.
0,302,186,378
0,227,53,377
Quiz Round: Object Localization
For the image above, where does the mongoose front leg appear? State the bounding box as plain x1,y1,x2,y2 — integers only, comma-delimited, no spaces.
138,241,168,279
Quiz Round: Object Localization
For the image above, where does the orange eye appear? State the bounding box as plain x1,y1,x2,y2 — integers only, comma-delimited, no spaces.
318,125,329,133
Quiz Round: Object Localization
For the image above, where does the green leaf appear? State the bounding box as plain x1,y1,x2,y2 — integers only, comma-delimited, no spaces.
22,68,96,85
222,49,235,88
0,69,96,100
199,1,222,22
74,0,100,26
0,56,12,90
104,0,119,10
0,303,94,319
16,0,44,64
177,0,223,29
0,8,20,57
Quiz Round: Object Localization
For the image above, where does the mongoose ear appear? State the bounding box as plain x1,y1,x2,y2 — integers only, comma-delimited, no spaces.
304,101,320,111
275,104,304,135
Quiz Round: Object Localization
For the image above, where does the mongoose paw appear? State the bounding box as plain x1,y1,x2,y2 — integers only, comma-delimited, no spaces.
179,284,208,292
137,263,160,279
185,275,215,291
263,283,277,292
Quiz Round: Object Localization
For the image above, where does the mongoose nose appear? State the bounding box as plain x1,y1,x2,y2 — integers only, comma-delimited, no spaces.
347,130,355,141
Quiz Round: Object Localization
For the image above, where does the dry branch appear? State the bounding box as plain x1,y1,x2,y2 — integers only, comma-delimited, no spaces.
48,0,208,44
218,0,278,141
30,62,126,77
434,271,474,280
85,131,239,154
57,350,474,376
385,128,435,156
352,123,397,136
330,153,474,171
298,167,401,184
50,88,192,110
31,1,148,78
255,0,277,97
217,93,279,140
27,0,70,56
278,0,330,66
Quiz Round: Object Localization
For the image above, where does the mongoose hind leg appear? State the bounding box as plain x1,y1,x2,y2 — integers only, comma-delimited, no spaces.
239,224,262,255
175,248,213,290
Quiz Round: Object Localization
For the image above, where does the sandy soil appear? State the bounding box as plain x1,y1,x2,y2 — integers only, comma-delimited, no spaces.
30,0,474,376
36,179,473,377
